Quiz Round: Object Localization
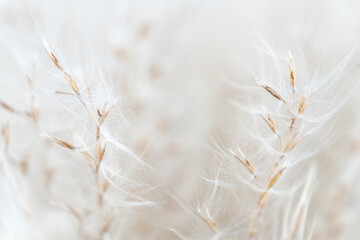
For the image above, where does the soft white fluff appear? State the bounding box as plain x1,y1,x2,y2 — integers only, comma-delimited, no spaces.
0,0,359,239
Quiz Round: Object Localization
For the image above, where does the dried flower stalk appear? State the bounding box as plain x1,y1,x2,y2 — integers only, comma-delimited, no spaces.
44,40,114,236
250,57,312,237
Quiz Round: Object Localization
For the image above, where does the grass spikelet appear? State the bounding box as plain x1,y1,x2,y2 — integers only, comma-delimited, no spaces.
288,55,297,108
44,40,63,71
1,124,9,151
284,133,298,152
54,91,75,96
231,150,260,183
103,178,111,192
44,40,81,97
26,75,39,122
298,90,315,115
0,101,15,113
98,143,107,162
66,204,82,220
259,84,284,102
289,57,296,88
298,93,310,115
290,137,304,150
198,208,218,234
49,137,75,150
64,73,80,96
298,93,306,114
262,114,277,134
268,166,286,189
